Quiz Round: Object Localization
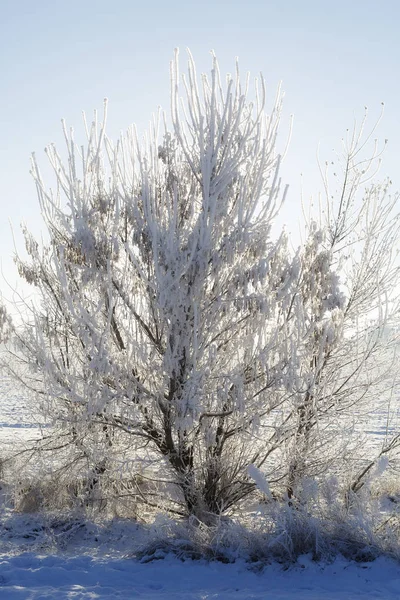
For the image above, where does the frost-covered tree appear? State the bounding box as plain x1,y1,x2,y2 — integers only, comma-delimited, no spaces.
14,51,299,518
281,115,400,498
11,51,400,520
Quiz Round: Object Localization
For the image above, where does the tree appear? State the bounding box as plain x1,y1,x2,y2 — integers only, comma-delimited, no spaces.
282,113,400,498
10,51,400,521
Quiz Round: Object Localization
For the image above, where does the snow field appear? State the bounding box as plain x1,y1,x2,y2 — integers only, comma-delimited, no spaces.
1,553,400,599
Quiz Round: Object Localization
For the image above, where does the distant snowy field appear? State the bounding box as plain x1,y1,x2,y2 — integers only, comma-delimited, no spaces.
0,372,42,450
1,372,400,599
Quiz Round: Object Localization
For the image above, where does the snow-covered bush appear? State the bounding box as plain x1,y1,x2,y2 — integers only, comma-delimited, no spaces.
8,50,400,527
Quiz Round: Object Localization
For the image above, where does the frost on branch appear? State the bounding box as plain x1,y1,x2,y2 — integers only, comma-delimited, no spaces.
0,302,12,344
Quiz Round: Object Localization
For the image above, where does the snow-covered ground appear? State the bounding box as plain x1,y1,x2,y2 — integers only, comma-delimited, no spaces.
1,373,400,599
1,552,400,599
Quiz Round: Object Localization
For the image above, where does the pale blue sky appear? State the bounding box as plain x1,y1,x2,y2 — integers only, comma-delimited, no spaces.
1,0,399,302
